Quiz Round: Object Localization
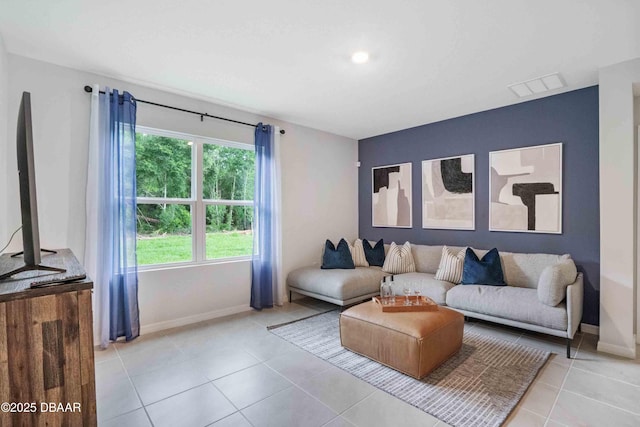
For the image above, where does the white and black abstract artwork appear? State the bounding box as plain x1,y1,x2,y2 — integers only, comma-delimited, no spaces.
490,143,562,233
422,154,475,230
372,162,412,228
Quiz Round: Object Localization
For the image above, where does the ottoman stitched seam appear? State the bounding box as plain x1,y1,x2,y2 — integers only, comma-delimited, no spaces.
340,313,463,340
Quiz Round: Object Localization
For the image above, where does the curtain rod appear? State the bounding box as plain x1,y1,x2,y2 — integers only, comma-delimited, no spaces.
83,85,285,135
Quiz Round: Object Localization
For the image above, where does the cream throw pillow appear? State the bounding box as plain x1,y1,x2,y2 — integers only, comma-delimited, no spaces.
537,259,578,306
348,239,370,267
382,241,416,274
435,246,466,284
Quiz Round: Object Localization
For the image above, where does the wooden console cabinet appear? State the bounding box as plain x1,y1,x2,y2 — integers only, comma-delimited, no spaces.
0,253,96,426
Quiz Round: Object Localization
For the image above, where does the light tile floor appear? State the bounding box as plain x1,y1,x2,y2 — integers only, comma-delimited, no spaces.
95,298,640,427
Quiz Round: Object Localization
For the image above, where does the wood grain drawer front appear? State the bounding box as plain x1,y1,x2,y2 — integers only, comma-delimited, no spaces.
0,289,96,427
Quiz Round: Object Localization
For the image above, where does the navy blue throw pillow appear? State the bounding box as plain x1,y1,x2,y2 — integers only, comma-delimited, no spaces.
321,239,355,269
363,239,385,267
461,248,506,286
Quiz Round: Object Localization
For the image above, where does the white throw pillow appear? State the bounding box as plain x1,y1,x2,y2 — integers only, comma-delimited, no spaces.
382,241,416,274
435,246,466,284
537,259,578,306
348,239,370,267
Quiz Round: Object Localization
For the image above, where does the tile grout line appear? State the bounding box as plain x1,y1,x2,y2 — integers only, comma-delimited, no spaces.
568,362,640,389
204,410,256,427
115,339,244,423
256,358,345,419
141,378,245,425
209,379,247,422
503,330,578,425
336,388,377,418
542,333,581,427
504,332,564,426
223,361,297,411
560,388,640,417
121,347,157,427
516,407,551,423
99,344,157,427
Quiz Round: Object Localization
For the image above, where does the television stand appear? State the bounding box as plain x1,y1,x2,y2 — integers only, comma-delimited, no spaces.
10,247,58,257
0,248,96,425
0,263,67,281
0,249,66,281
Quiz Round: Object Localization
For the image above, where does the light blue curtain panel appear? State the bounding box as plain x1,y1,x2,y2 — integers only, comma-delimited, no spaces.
251,123,275,310
97,88,140,342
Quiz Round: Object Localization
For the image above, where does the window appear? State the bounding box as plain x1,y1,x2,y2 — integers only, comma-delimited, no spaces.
135,127,254,267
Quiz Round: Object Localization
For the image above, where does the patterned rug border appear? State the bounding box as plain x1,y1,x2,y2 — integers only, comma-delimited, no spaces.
268,310,550,427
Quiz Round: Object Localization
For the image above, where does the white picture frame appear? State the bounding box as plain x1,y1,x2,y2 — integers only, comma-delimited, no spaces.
372,162,412,228
489,142,562,234
422,154,475,230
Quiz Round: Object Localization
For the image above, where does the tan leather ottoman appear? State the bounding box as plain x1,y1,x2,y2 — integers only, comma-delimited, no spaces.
339,300,464,379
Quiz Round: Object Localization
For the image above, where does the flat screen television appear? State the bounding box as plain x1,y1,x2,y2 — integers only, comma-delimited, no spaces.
0,92,65,280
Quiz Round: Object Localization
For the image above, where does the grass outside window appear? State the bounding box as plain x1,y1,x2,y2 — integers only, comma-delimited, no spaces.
137,232,253,266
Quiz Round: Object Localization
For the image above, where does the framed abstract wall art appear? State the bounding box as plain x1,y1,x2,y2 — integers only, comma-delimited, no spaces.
489,142,562,233
422,154,475,230
372,162,412,228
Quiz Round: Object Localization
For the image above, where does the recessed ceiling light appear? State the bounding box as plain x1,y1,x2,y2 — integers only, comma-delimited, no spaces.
351,51,370,64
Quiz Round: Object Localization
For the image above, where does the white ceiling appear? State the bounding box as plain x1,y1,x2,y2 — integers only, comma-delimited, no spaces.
0,0,639,139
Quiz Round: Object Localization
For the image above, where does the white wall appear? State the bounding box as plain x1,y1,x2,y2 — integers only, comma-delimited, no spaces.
3,55,358,337
0,35,8,245
635,94,640,343
279,124,360,274
599,57,640,358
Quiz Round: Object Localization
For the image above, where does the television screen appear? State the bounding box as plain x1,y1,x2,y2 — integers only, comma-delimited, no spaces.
16,91,41,266
0,92,65,281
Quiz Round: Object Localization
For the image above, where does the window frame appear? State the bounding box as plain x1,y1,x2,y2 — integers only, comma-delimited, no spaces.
136,125,254,270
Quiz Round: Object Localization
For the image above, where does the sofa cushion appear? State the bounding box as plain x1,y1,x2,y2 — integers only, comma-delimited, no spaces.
435,246,466,284
446,285,567,331
501,252,571,289
388,272,455,305
287,266,387,301
321,239,355,269
348,239,370,267
411,244,446,274
363,239,385,267
537,259,578,306
461,248,506,286
383,242,416,274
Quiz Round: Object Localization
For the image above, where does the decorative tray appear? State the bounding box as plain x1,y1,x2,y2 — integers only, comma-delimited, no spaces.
372,295,438,312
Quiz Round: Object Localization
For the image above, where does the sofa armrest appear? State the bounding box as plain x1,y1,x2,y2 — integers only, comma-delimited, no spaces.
566,272,583,339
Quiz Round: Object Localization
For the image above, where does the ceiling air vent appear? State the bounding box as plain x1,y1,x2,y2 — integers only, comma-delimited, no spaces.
508,73,565,98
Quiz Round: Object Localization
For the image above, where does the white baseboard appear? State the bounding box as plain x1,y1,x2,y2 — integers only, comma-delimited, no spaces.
597,338,637,359
580,323,599,336
140,304,252,335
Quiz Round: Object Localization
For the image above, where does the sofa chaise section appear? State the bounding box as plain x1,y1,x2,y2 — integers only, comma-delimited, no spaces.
287,266,388,306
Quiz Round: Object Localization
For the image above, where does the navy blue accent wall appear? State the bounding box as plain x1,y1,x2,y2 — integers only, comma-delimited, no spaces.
358,86,600,325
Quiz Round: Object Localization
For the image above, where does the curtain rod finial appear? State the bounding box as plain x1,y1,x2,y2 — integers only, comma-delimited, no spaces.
84,85,93,93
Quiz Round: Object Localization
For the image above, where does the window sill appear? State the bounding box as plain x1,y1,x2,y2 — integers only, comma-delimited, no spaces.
137,256,252,273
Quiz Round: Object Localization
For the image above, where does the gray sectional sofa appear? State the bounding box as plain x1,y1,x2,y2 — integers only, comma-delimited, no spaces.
287,243,583,357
